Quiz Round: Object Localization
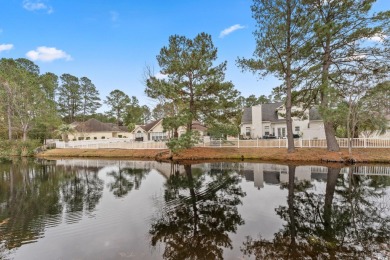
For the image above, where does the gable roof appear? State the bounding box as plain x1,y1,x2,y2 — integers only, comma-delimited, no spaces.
139,119,163,132
191,121,207,132
262,102,284,122
73,118,129,132
241,107,252,124
241,102,324,124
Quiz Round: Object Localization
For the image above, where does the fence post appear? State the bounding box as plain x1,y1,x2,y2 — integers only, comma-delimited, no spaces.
257,137,259,147
278,138,281,148
364,137,367,148
300,138,303,148
309,138,311,148
238,135,240,148
220,138,222,148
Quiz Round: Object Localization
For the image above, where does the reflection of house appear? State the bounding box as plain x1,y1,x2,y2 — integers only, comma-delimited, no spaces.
68,118,130,141
132,119,207,142
241,163,328,190
240,102,326,139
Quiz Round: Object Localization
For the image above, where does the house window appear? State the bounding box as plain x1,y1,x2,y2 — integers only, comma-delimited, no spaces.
278,128,286,138
135,131,143,138
295,126,300,132
264,126,270,136
151,132,166,141
245,127,251,136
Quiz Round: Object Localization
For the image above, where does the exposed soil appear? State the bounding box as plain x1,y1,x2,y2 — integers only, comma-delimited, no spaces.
36,147,390,164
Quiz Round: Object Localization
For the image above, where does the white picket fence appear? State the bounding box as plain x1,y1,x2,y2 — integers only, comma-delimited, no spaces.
55,139,168,149
54,137,390,150
202,137,390,149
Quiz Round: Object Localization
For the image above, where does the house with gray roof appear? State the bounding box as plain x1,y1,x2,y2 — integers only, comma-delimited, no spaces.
240,103,325,139
68,118,131,140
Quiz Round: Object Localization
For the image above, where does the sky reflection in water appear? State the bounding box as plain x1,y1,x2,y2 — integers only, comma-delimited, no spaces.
0,159,389,259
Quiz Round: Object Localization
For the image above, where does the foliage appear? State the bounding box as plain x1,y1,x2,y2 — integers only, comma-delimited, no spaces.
297,0,390,151
146,32,241,152
54,124,75,142
79,77,101,121
0,58,59,141
104,89,130,126
237,0,314,152
166,131,201,154
123,96,150,125
207,122,239,139
0,140,41,157
57,73,81,123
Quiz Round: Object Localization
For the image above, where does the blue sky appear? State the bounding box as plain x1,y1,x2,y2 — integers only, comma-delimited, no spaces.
1,0,389,111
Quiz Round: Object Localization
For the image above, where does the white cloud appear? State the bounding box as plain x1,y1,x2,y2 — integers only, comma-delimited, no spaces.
110,11,119,22
26,46,72,62
366,33,387,42
23,0,53,14
155,72,168,80
0,44,14,52
219,24,245,38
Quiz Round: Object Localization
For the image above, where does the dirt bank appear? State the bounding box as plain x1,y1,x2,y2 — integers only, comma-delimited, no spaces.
36,147,390,164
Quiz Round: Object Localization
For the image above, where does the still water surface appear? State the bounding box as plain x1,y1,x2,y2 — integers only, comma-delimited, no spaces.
0,159,390,259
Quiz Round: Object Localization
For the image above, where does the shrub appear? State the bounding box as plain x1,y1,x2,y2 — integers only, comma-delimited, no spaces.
0,139,41,157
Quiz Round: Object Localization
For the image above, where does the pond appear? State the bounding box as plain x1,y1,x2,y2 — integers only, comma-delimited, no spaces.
0,159,390,259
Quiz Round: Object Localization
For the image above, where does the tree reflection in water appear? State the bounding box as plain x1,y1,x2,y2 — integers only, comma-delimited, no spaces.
106,161,148,198
150,164,245,259
242,165,390,259
0,159,104,250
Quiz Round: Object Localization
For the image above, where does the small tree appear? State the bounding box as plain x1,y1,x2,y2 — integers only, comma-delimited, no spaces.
55,124,75,142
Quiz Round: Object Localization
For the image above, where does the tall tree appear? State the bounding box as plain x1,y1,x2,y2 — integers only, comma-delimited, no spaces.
39,72,58,102
151,102,177,121
301,0,390,151
146,33,240,151
0,58,55,141
104,89,130,126
237,0,313,153
0,58,18,140
79,77,101,121
123,96,149,126
57,74,81,123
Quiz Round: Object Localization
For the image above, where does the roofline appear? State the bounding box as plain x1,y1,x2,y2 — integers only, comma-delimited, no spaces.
148,118,163,132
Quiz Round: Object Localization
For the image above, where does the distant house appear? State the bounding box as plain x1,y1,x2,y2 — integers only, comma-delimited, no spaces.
240,102,326,139
132,119,208,141
68,118,130,141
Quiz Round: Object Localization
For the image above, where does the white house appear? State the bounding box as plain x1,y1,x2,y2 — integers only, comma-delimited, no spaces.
240,102,326,139
132,119,208,141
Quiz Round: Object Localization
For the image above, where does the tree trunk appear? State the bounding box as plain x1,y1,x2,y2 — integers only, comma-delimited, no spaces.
320,15,340,152
7,103,12,140
324,121,340,151
4,82,13,140
185,165,199,236
285,0,295,153
324,167,340,259
22,128,28,141
287,165,297,256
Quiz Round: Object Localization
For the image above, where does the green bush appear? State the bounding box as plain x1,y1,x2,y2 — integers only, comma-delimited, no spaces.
0,139,41,157
167,131,200,154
